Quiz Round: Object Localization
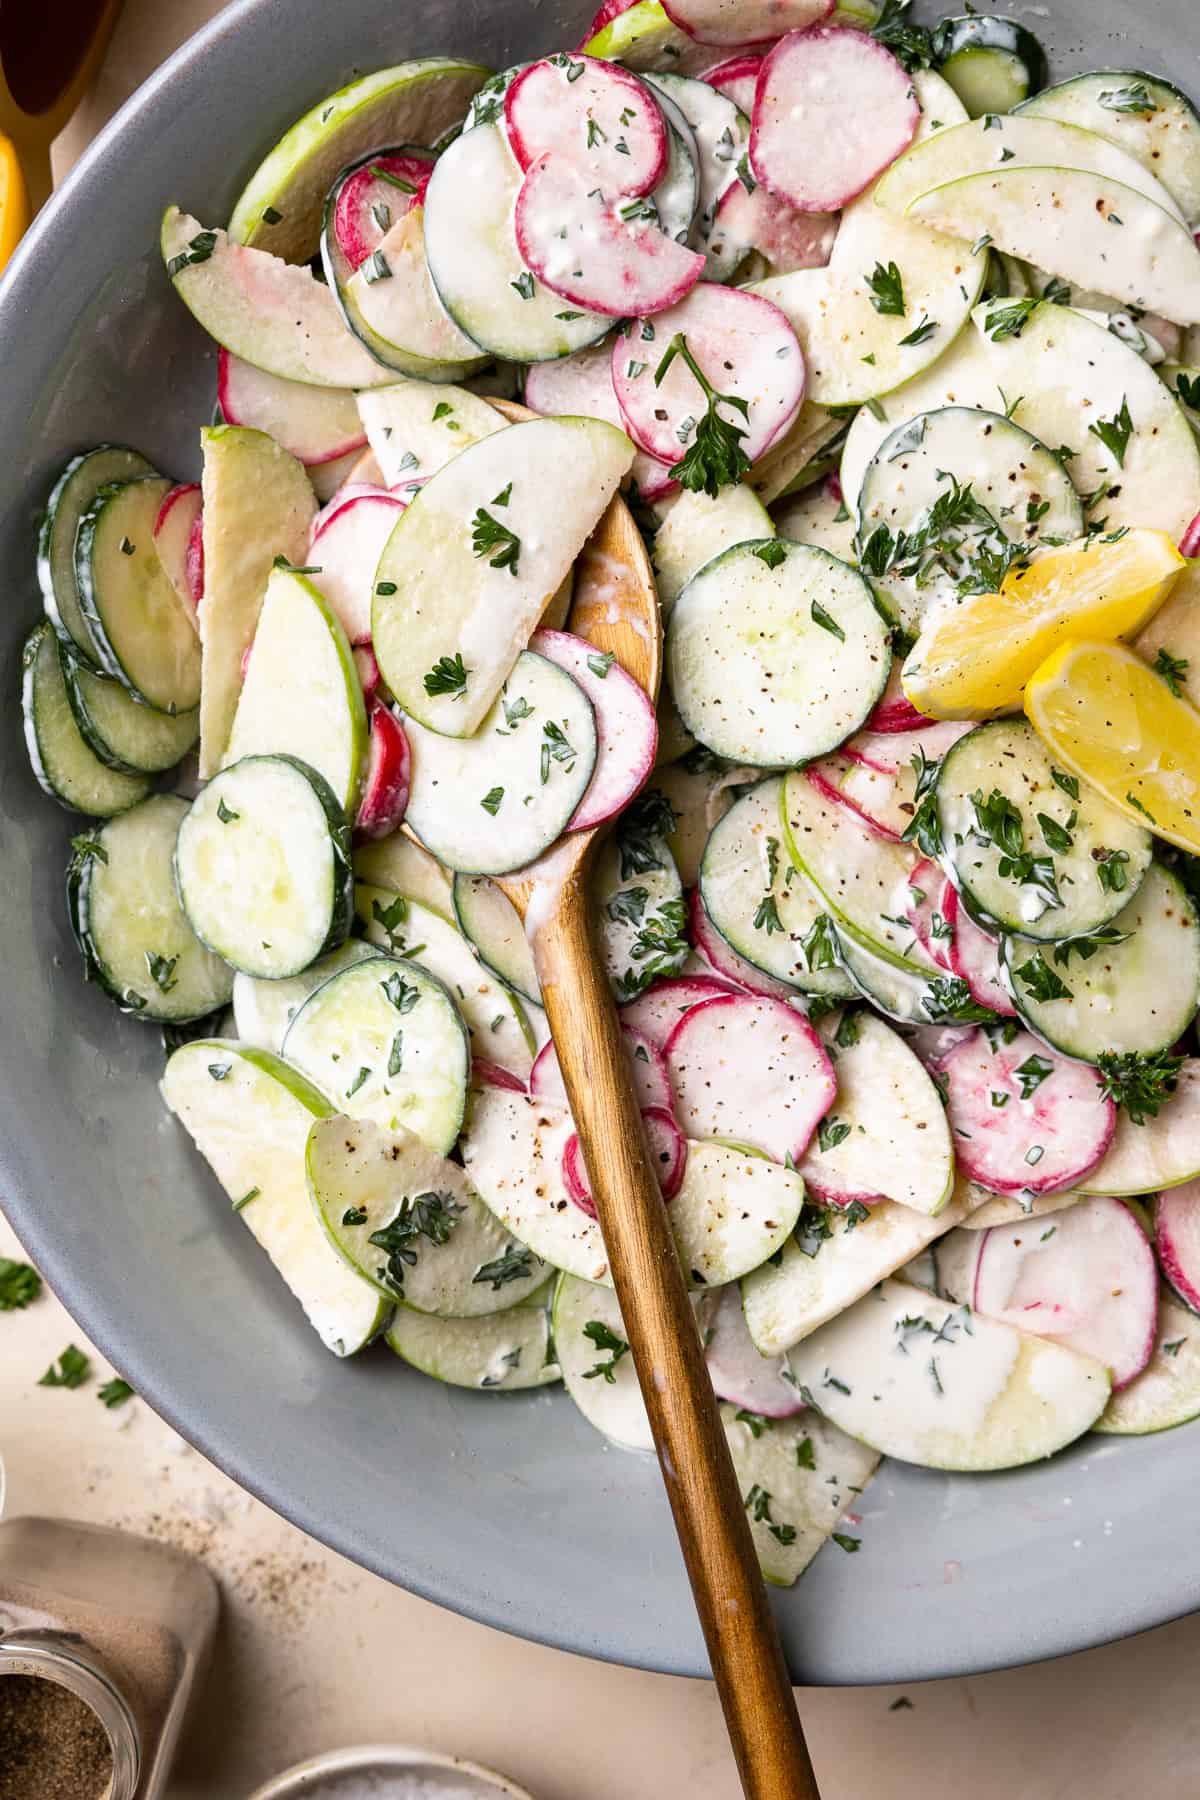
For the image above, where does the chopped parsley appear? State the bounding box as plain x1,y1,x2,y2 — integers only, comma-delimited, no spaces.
39,1345,91,1390
470,507,522,575
473,1244,536,1291
423,652,470,698
1096,1049,1186,1126
654,332,751,498
368,1191,465,1292
581,1319,629,1383
0,1258,41,1310
1088,397,1133,469
98,1378,134,1409
865,260,905,316
1155,648,1190,697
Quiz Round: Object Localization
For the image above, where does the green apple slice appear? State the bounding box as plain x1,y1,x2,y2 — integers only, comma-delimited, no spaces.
333,208,488,382
451,873,542,1009
353,833,454,916
198,426,316,777
224,566,366,813
227,58,492,262
233,941,381,1054
373,418,632,734
357,380,503,488
652,484,774,618
1094,1287,1200,1436
161,1040,387,1355
385,1284,559,1389
580,0,719,75
1016,71,1200,228
554,1273,656,1451
723,1405,881,1586
672,1143,804,1289
1079,1059,1200,1196
787,1276,1110,1470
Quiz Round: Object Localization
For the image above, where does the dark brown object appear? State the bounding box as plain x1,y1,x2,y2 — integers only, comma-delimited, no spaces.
0,1673,113,1800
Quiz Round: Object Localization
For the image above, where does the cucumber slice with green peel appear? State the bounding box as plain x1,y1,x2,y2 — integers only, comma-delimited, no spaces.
402,652,598,876
1078,1059,1200,1197
788,1276,1110,1470
673,1141,805,1289
780,770,936,976
385,1284,559,1390
855,406,1083,635
62,657,198,775
723,1404,881,1587
452,874,542,1008
67,796,233,1023
554,1273,655,1451
356,882,534,1079
38,445,156,667
932,16,1047,118
668,541,891,768
652,483,774,617
176,754,353,979
699,777,857,997
933,718,1152,942
356,380,503,488
1017,72,1200,231
646,96,703,247
233,941,381,1055
223,567,366,815
771,479,856,561
75,478,201,713
22,625,152,817
353,832,454,917
372,416,632,737
1094,1288,1200,1436
161,1040,387,1356
462,1088,613,1283
422,124,610,364
1002,863,1200,1061
593,803,688,1002
282,953,469,1153
837,934,953,1025
642,72,748,280
307,1115,548,1317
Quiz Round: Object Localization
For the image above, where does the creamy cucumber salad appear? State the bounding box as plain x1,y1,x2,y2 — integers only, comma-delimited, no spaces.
22,0,1200,1586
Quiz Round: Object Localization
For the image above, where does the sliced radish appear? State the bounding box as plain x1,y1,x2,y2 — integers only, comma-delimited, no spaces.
514,154,705,318
806,756,903,843
529,628,658,831
942,884,1017,1020
664,993,835,1163
505,56,668,197
531,1025,672,1114
311,481,391,539
217,349,366,467
689,888,797,1001
524,341,677,501
974,1196,1157,1390
1180,511,1200,558
185,508,204,606
332,153,432,271
611,283,804,465
714,180,837,274
577,0,639,42
153,482,203,617
563,1106,688,1213
309,491,405,644
353,644,381,704
663,0,832,49
620,973,741,1049
864,665,934,734
942,1028,1115,1197
750,28,919,211
703,52,766,114
705,1283,805,1416
1155,1181,1200,1314
905,1022,975,1071
906,859,954,973
842,719,971,776
473,1058,529,1094
354,702,411,840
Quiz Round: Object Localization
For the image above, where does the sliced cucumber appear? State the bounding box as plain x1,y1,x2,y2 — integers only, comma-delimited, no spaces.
1079,1059,1200,1197
67,796,233,1023
452,873,542,1008
63,657,198,774
1002,862,1200,1060
642,72,748,280
1095,1288,1200,1436
856,406,1083,634
282,953,469,1153
462,1087,612,1283
674,1143,804,1289
787,1276,1110,1470
1017,71,1200,229
653,750,749,889
223,566,366,815
22,623,152,816
161,1041,386,1355
353,832,454,916
932,16,1047,118
723,1404,881,1587
233,941,381,1054
668,541,891,768
75,478,201,713
771,480,856,562
836,934,948,1025
646,93,702,246
593,800,688,1002
554,1273,655,1452
699,777,856,997
652,483,774,618
38,445,156,667
934,718,1152,941
175,754,353,979
402,651,598,876
748,400,847,508
385,1285,559,1390
307,1114,547,1317
356,379,503,488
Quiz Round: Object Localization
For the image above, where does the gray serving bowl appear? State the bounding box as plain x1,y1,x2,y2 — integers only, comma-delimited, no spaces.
1,0,1197,1685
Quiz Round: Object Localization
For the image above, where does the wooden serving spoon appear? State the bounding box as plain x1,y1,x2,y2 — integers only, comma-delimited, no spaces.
408,402,822,1800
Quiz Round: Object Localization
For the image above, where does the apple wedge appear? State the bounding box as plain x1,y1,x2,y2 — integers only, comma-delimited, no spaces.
356,380,504,487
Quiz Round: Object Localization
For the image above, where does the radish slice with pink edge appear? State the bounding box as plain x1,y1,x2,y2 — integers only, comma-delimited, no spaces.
665,993,835,1163
332,153,432,271
217,349,366,467
863,665,934,734
941,1028,1115,1197
688,888,797,1002
663,0,832,48
474,1058,528,1094
531,1024,672,1114
619,973,741,1049
563,1107,688,1212
1154,1181,1200,1314
1180,511,1200,557
703,52,765,114
355,702,411,841
611,282,804,465
974,1195,1157,1390
715,181,837,274
842,720,971,776
524,342,677,501
309,491,405,644
505,55,668,198
750,27,920,211
806,756,904,844
905,1023,974,1071
353,644,381,704
514,154,705,318
906,859,954,973
311,483,393,541
529,628,658,831
705,1283,804,1416
153,483,203,618
185,509,204,606
576,0,638,44
942,883,1017,1019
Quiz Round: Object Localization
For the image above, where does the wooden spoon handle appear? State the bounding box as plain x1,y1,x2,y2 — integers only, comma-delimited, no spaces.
533,873,821,1800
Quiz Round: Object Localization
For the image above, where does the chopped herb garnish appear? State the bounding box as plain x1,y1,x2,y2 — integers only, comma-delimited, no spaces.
735,1409,771,1438
654,332,751,498
800,913,840,973
817,1116,852,1153
1099,82,1157,114
1096,1049,1186,1125
166,229,218,278
99,1377,134,1409
1094,847,1131,895
1014,953,1073,1004
473,1244,536,1291
1155,648,1190,697
39,1345,91,1390
587,650,615,678
480,787,504,816
216,796,239,824
381,971,420,1013
865,260,905,316
370,163,418,192
810,599,845,641
369,1190,465,1291
898,314,937,347
363,250,392,283
146,952,178,994
1015,1054,1054,1100
424,652,470,698
342,1206,369,1227
753,895,784,935
983,297,1038,342
510,271,536,301
1089,397,1133,469
0,1258,41,1310
754,539,787,570
796,1436,817,1471
471,507,522,575
581,1319,630,1383
920,975,998,1025
832,1532,861,1553
346,1065,372,1098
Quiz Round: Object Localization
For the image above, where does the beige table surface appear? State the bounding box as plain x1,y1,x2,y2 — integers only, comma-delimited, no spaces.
2,4,1195,1795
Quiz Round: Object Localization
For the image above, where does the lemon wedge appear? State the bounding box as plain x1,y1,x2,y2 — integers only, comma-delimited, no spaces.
0,136,29,273
1024,638,1200,853
901,529,1185,719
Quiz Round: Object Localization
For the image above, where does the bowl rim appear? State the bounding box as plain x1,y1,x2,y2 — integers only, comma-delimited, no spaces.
243,1742,535,1799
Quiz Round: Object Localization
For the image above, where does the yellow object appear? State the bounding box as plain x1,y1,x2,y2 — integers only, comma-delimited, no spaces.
0,3,123,216
0,136,29,272
1024,638,1200,854
901,529,1186,719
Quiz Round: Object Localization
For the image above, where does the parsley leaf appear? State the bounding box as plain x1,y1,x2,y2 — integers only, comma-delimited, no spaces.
581,1319,630,1383
0,1258,41,1310
470,506,522,575
1096,1049,1186,1125
865,260,905,317
39,1344,91,1390
655,332,751,498
1088,396,1133,468
424,652,470,698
